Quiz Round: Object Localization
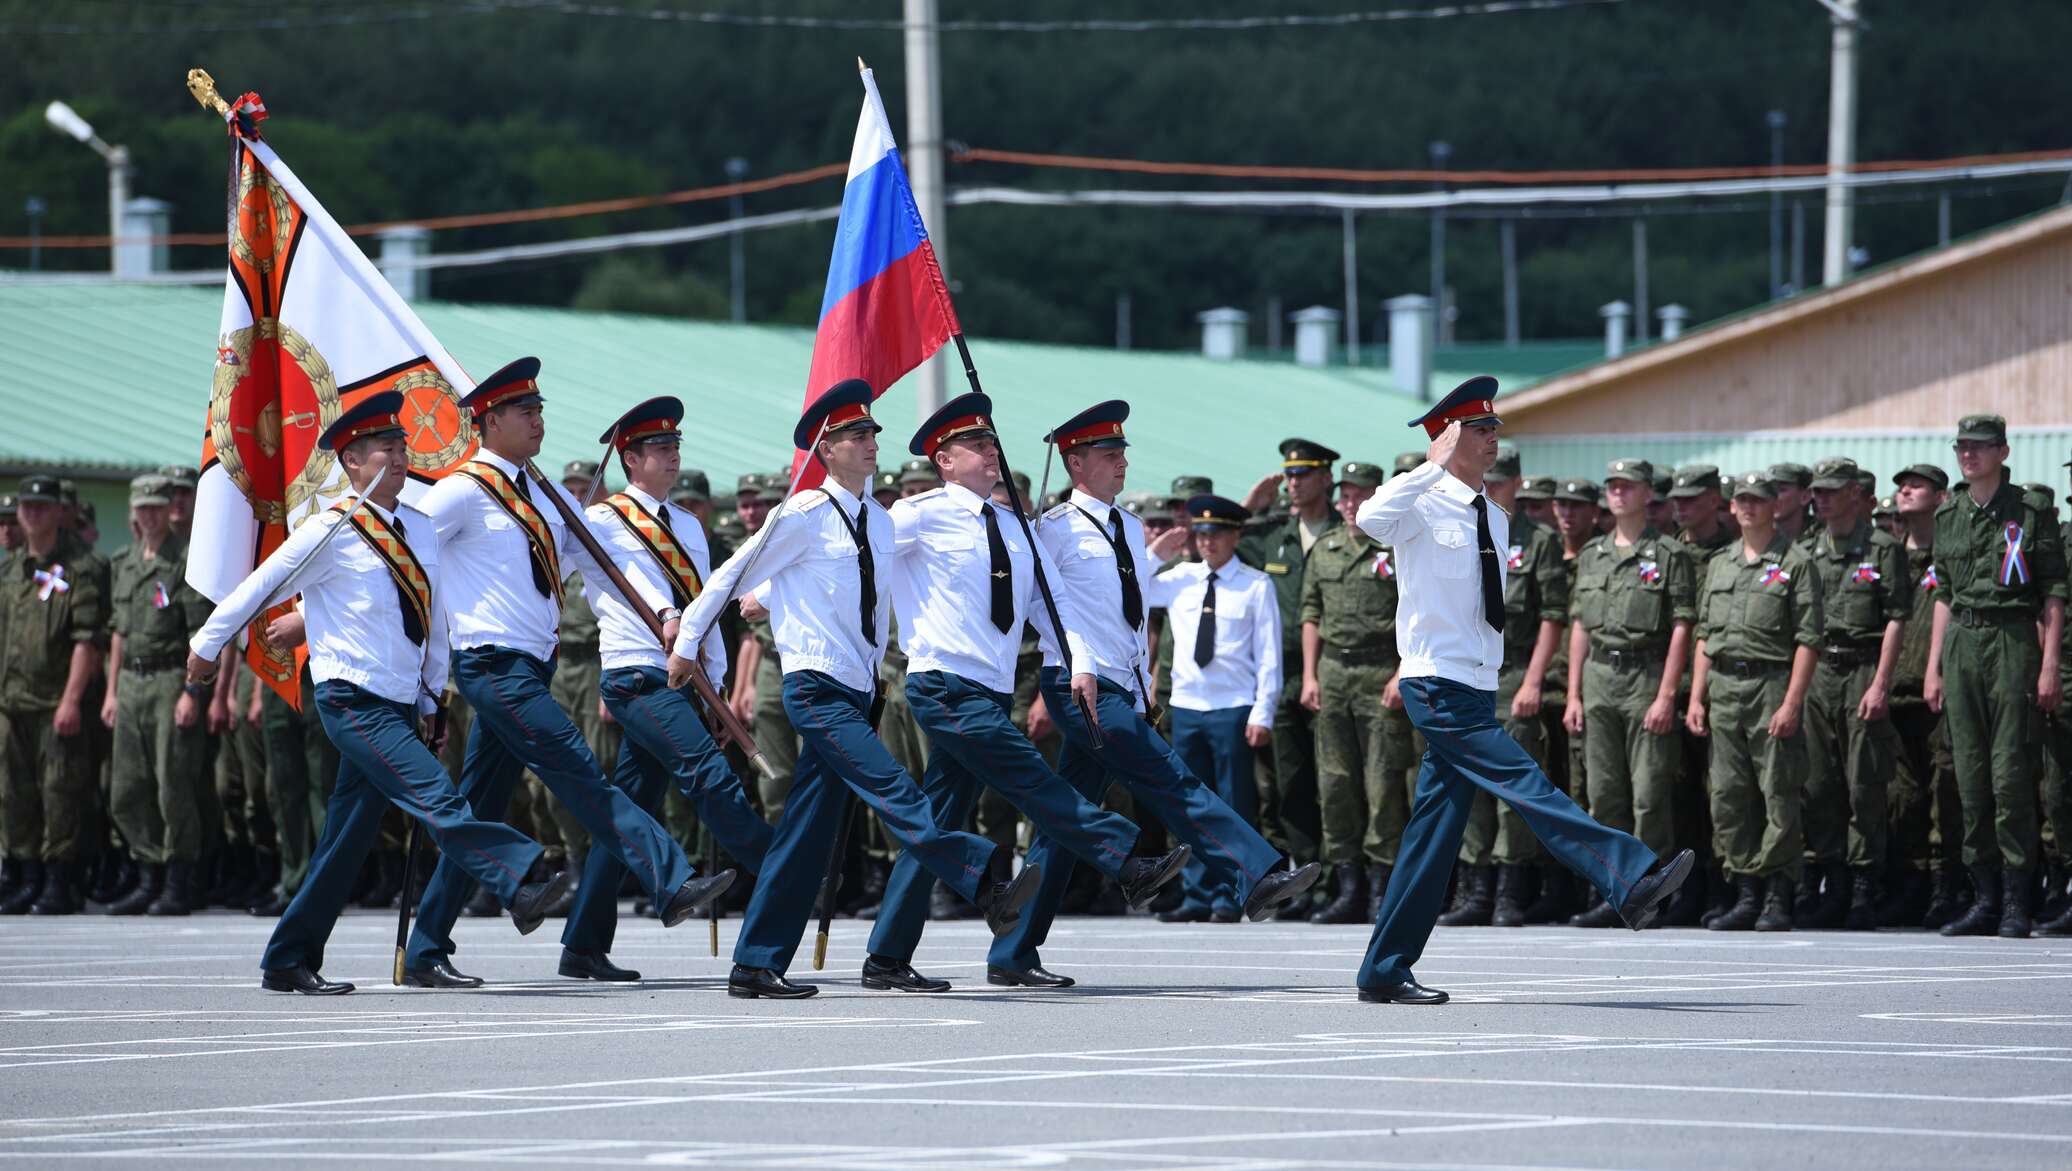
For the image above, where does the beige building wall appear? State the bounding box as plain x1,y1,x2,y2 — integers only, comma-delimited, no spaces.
1502,203,2072,435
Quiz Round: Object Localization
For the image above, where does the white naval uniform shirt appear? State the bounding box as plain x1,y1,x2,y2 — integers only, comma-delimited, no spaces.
586,483,726,686
673,478,895,695
1147,556,1282,727
1034,489,1157,706
418,449,671,663
191,498,447,710
1354,460,1506,692
890,481,1093,696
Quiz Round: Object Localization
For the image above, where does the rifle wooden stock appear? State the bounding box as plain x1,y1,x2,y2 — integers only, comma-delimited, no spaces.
519,461,774,781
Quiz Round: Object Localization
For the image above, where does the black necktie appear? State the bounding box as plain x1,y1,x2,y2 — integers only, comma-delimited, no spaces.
512,472,553,598
1473,494,1504,633
1109,508,1143,629
389,516,425,647
982,503,1014,633
657,503,676,538
1194,570,1218,667
854,504,877,645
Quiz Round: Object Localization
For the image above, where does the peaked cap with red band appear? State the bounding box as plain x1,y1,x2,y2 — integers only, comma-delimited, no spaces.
319,390,407,452
1408,375,1504,438
460,356,545,418
795,378,883,450
910,391,997,458
600,395,684,449
1045,400,1131,453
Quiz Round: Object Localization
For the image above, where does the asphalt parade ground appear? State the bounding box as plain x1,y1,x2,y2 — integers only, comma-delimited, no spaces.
0,913,2068,1169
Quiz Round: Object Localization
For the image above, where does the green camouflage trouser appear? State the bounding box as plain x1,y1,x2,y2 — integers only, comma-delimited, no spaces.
215,669,265,854
1801,658,1898,869
1941,620,2044,870
1887,695,1958,875
260,680,337,896
108,669,209,865
752,654,798,821
2041,708,2072,867
1313,655,1414,866
1703,667,1806,879
1460,662,1551,866
1580,655,1680,858
0,706,95,862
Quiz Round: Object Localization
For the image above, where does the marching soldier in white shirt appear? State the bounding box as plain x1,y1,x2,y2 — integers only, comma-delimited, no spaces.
861,392,1194,991
556,397,776,981
186,393,571,995
666,380,1036,1000
989,403,1318,985
1150,494,1292,921
403,359,734,989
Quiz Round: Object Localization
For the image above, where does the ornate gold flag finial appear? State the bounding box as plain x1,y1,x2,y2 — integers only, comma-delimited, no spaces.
187,68,229,117
857,56,868,74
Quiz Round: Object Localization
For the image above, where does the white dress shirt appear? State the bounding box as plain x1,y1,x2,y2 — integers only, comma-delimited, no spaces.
890,481,1093,695
1355,460,1506,691
1148,556,1282,726
191,498,447,710
1034,489,1157,705
419,449,670,663
586,483,725,685
673,478,895,695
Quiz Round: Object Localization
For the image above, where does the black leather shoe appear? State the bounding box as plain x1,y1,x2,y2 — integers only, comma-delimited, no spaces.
861,954,950,992
559,948,640,981
261,966,354,995
1242,860,1323,922
1210,906,1241,923
981,863,1043,938
402,961,484,989
509,868,576,936
728,964,817,999
1157,903,1211,923
661,870,737,928
1358,980,1449,1005
1617,848,1696,930
987,964,1076,988
1119,846,1191,909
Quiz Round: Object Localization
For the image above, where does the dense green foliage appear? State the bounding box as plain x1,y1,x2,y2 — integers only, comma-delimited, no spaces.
3,0,2065,349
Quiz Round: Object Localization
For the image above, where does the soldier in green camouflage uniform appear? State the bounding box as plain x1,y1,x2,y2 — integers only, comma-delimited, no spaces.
1883,464,1963,928
0,473,109,915
1770,463,1814,545
1565,458,1697,927
1298,460,1414,924
2044,467,2072,935
101,474,214,915
1667,464,1738,924
1927,414,2068,938
1443,449,1570,927
737,473,798,820
1533,477,1601,922
1687,472,1822,931
1799,457,1911,929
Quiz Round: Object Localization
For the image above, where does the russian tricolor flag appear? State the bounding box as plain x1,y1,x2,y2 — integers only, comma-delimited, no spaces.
794,64,960,479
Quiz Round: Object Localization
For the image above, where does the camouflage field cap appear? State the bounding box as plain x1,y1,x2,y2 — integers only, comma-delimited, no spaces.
1604,458,1653,486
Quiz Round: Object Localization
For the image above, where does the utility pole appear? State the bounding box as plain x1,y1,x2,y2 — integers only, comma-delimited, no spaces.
1767,109,1788,299
1500,218,1519,350
1341,209,1360,365
1429,141,1451,346
904,0,948,413
1632,219,1650,344
1820,0,1862,286
725,156,749,323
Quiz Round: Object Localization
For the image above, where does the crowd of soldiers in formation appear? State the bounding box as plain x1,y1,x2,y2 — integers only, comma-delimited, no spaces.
2,409,2069,941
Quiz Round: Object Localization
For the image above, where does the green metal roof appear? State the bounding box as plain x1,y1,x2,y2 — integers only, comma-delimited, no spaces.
0,284,1581,495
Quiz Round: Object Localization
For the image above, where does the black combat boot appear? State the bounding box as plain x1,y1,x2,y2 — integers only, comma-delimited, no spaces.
2040,898,2072,937
1308,864,1369,925
0,862,44,915
1843,868,1881,931
1878,868,1930,927
1922,865,1967,930
1792,863,1822,920
1999,867,2035,939
28,862,77,916
1699,865,1735,928
1754,873,1795,931
0,857,18,904
147,861,195,916
1490,865,1531,928
1801,861,1849,929
108,863,164,916
1436,864,1495,927
1939,865,2001,937
1523,867,1571,924
1366,864,1390,922
1708,875,1764,931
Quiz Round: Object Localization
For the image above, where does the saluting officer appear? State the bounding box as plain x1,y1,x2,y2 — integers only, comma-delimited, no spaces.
1564,458,1698,927
187,393,572,995
666,380,1035,1000
405,358,734,989
1299,460,1416,925
1926,414,2068,938
555,397,777,982
1686,473,1821,931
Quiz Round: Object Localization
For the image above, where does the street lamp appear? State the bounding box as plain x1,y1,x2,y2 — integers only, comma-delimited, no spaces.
44,100,129,275
724,155,750,323
1428,140,1452,347
1767,109,1788,299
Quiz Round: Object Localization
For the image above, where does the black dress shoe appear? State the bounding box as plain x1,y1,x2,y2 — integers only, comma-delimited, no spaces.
1156,903,1211,923
981,863,1043,938
559,948,640,982
1617,848,1697,930
1358,980,1448,1005
987,964,1076,988
509,868,576,936
728,964,817,999
1242,860,1323,922
401,961,485,989
1210,906,1241,923
861,954,950,993
1119,846,1191,909
660,870,737,928
261,966,354,995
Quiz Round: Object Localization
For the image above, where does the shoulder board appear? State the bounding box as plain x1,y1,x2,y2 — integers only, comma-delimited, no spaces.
907,487,946,502
1043,501,1075,522
785,491,832,514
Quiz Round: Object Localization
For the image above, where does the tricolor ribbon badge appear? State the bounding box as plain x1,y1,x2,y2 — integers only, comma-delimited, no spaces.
152,581,171,610
1851,562,1882,585
1506,544,1525,571
1760,564,1790,587
1920,565,1940,590
33,565,68,601
1372,550,1393,579
1638,558,1662,584
2001,522,2030,586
